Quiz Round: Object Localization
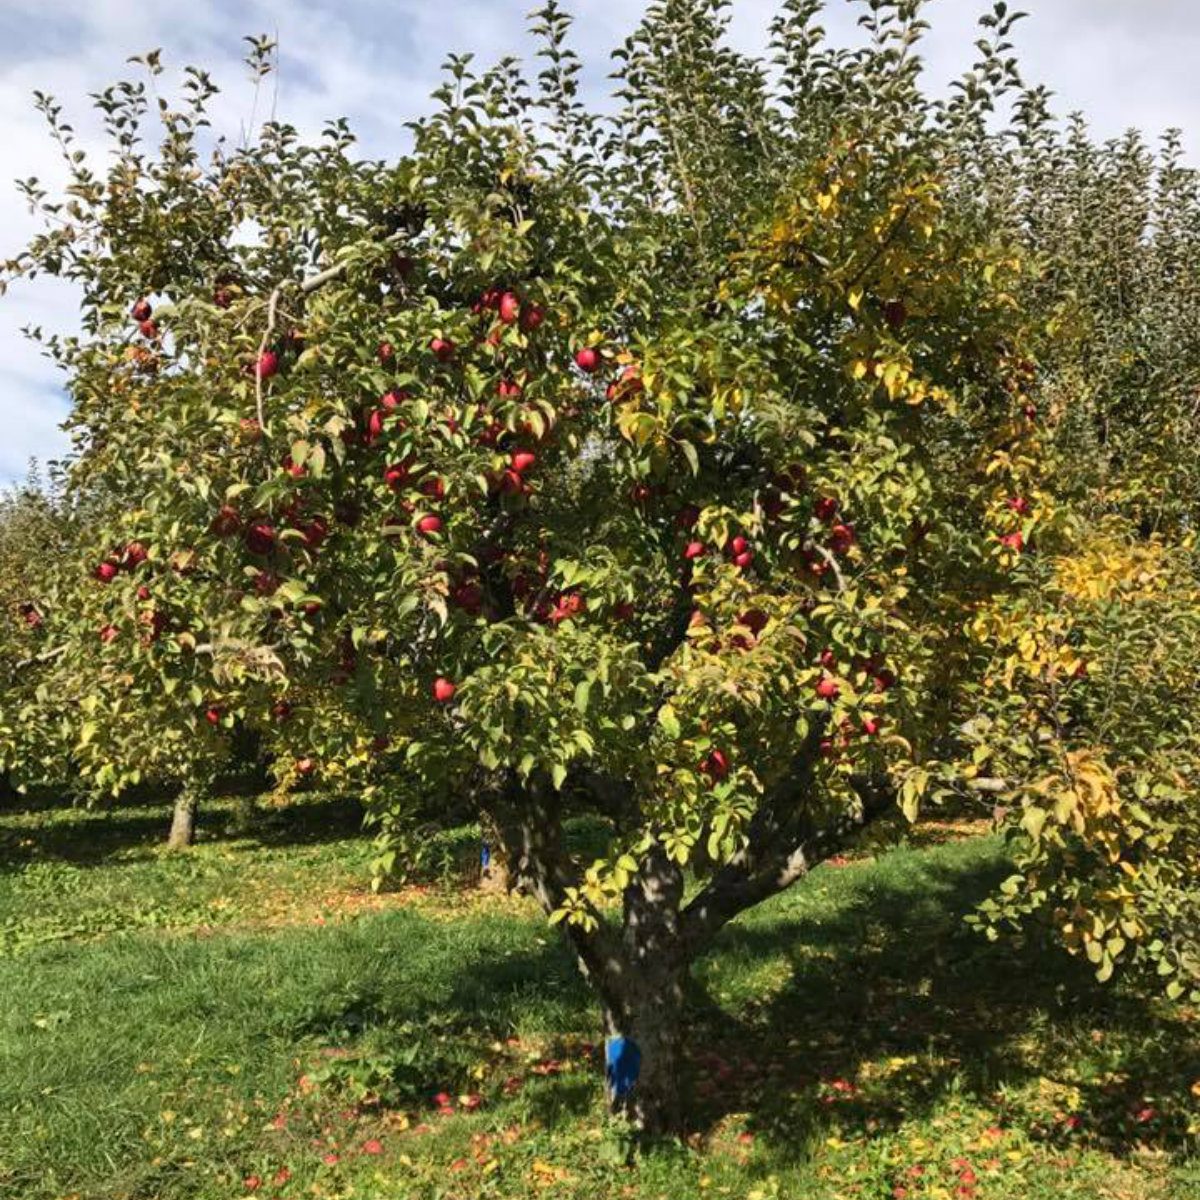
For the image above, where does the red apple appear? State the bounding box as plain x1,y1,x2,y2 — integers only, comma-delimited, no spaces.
420,476,446,500
214,287,234,309
210,505,241,537
432,676,457,703
253,570,280,596
139,319,159,340
861,716,881,736
497,378,522,399
256,349,279,380
271,700,292,721
829,523,856,555
498,468,525,495
131,298,152,323
377,340,395,366
999,531,1024,552
295,757,315,777
574,346,600,374
302,516,329,549
245,522,276,555
498,291,520,324
95,561,119,584
873,668,896,693
511,450,537,474
733,551,754,569
416,514,443,536
816,675,840,700
123,541,149,569
430,337,455,362
683,541,706,560
1007,496,1030,515
384,461,411,489
205,706,222,725
451,580,483,613
814,496,838,523
702,749,730,781
99,624,119,643
729,535,749,556
519,303,545,332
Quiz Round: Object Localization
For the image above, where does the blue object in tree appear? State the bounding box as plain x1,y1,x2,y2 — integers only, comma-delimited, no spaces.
605,1036,642,1099
480,842,491,869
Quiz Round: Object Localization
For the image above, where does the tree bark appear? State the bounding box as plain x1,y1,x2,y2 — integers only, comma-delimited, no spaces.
478,809,513,892
166,786,199,850
605,846,687,1131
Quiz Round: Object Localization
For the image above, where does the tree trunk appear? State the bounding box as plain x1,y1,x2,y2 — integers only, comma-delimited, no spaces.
478,810,514,891
605,847,687,1132
479,845,513,892
166,787,199,850
603,954,686,1131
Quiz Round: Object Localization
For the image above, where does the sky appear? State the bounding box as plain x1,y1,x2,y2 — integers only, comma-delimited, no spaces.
2,0,1199,486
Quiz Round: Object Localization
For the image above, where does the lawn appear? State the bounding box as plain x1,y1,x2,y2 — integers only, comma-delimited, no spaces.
0,796,1196,1200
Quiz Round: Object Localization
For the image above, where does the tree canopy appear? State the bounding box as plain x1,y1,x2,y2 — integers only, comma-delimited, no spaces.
3,0,1197,1130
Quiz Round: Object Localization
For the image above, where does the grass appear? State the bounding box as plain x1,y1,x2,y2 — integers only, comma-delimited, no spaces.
0,796,1196,1200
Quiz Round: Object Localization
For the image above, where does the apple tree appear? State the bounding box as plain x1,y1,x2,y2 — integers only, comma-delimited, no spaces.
3,0,1196,1128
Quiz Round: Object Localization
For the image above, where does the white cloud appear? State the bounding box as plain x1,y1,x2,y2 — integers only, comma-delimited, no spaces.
4,0,1200,485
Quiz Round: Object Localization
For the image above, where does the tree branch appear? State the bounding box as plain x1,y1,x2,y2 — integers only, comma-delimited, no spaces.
491,772,626,1013
254,256,355,431
11,644,67,672
680,764,895,957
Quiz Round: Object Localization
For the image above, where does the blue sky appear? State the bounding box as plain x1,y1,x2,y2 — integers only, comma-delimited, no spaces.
3,0,1200,486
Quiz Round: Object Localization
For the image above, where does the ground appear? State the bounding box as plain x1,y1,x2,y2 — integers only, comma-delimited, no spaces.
0,795,1196,1200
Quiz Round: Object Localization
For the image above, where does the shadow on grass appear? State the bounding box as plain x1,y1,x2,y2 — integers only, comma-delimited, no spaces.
0,792,369,873
0,798,612,881
305,846,1195,1164
681,851,1197,1163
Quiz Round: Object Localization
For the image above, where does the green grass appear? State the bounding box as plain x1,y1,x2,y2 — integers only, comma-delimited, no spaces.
0,797,1196,1200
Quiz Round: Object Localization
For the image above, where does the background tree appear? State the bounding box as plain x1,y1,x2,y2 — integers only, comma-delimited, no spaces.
3,0,1196,1131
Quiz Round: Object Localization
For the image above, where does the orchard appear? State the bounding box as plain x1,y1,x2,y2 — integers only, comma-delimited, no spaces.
2,0,1197,1140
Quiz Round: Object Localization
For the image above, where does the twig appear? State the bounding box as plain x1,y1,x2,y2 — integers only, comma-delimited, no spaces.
12,644,68,672
254,284,282,431
812,543,847,593
253,257,352,431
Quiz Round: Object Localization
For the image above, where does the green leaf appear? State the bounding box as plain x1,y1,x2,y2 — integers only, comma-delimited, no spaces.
657,704,681,739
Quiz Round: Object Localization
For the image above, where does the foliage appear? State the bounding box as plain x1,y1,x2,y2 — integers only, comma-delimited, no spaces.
0,470,81,789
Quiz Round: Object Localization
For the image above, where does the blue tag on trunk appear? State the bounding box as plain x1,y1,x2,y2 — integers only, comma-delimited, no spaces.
480,842,491,868
605,1036,641,1098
